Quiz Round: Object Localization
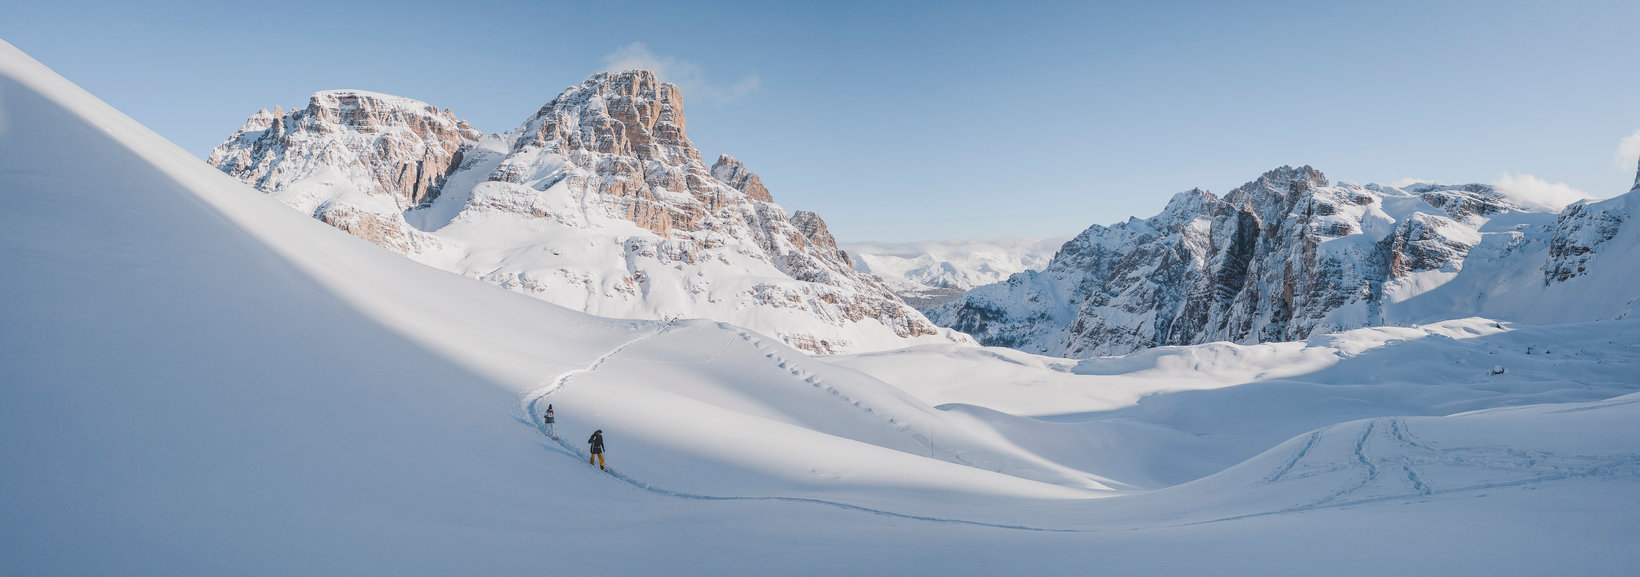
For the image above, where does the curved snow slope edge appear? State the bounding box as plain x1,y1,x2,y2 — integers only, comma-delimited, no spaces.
0,38,1109,529
0,43,650,392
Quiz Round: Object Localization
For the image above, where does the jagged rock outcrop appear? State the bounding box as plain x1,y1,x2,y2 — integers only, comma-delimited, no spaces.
930,165,1636,358
210,72,962,354
1544,160,1638,285
711,155,773,202
210,90,480,208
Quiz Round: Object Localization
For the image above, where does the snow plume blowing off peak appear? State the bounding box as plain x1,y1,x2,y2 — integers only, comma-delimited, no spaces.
209,66,966,355
597,42,760,104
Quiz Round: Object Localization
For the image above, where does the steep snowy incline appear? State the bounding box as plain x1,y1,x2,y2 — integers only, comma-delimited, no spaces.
841,237,1068,309
930,166,1640,358
210,73,968,355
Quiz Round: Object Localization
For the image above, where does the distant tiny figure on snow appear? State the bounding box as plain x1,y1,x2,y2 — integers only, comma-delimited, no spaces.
588,429,606,471
543,405,557,440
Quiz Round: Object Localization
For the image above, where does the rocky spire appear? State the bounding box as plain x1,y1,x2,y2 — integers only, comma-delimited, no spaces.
790,210,849,265
1225,165,1329,222
1632,155,1639,191
494,70,752,236
711,155,774,202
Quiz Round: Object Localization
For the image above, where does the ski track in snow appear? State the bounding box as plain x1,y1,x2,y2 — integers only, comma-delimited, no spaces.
518,323,672,431
1263,431,1321,483
736,331,983,467
1192,417,1640,528
514,325,1085,532
510,326,1640,532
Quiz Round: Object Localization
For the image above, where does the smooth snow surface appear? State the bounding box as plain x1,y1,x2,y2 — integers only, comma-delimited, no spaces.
3,40,1639,575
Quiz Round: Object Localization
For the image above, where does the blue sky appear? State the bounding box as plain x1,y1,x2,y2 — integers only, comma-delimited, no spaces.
4,0,1637,241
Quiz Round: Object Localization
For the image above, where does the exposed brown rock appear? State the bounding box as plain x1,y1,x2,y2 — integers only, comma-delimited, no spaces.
209,90,480,209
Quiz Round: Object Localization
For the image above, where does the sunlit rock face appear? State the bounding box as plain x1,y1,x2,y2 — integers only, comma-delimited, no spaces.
210,71,964,354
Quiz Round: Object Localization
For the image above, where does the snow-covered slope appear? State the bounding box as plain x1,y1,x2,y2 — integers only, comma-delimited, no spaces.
931,166,1640,358
841,237,1066,308
209,74,965,355
6,41,1640,575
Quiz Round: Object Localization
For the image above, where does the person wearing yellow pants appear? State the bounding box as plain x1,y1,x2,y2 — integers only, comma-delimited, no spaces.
588,429,606,471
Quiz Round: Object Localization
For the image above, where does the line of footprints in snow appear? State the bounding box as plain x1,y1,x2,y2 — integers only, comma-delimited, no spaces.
1263,416,1640,513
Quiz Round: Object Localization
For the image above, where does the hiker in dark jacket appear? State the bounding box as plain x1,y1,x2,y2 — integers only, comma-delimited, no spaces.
588,430,606,471
543,405,557,440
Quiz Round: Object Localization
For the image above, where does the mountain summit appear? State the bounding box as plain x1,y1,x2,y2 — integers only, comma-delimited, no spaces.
210,70,964,354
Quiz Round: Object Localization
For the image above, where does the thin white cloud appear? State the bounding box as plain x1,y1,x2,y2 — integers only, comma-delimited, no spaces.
1491,172,1595,212
1387,177,1436,188
599,42,760,104
1617,129,1640,172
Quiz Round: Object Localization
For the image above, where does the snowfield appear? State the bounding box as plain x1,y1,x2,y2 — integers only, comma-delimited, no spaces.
2,40,1638,575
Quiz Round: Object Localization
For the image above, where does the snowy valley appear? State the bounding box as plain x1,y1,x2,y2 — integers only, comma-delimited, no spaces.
2,36,1639,577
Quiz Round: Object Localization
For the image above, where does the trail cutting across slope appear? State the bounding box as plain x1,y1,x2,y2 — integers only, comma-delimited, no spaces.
519,322,673,430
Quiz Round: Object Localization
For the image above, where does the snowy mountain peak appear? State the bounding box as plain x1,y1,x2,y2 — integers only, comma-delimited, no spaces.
208,89,480,210
209,71,964,354
1225,165,1329,220
1160,187,1218,218
930,164,1640,358
1633,156,1640,191
513,69,692,163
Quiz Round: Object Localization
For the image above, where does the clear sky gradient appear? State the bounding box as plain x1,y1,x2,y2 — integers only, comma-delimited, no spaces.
4,0,1637,242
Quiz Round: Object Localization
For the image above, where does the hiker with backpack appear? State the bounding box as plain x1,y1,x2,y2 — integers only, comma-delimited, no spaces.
588,429,606,471
543,405,557,440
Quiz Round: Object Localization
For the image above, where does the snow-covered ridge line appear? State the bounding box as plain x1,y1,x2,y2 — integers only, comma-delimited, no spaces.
209,70,970,355
930,165,1640,358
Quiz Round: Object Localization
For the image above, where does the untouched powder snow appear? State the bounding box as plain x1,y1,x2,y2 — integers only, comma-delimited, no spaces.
3,40,1640,575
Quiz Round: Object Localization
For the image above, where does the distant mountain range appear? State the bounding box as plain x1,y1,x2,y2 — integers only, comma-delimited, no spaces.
840,237,1066,309
928,164,1640,358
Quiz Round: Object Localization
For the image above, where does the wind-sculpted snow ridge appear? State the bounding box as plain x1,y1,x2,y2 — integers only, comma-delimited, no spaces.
210,71,966,354
930,165,1640,358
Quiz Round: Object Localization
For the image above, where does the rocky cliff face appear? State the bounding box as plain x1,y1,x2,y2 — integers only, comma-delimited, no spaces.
1544,160,1639,286
210,72,963,354
210,90,481,208
930,166,1638,358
